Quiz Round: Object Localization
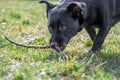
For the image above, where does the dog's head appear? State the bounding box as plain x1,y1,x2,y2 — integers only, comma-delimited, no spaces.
39,0,87,51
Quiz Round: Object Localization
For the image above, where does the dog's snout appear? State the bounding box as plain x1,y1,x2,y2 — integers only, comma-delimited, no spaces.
50,42,58,48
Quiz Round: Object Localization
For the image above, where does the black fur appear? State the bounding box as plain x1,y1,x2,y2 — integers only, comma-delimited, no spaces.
39,0,120,53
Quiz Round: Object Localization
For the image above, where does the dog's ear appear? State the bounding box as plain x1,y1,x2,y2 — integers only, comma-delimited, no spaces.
39,0,56,17
67,2,87,19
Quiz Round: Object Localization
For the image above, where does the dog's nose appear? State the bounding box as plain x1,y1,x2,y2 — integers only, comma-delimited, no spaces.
50,42,58,48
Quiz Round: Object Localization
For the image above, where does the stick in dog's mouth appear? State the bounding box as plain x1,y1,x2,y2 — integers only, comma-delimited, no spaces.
5,36,51,49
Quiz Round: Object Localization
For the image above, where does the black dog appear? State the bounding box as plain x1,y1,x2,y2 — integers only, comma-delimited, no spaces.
39,0,120,53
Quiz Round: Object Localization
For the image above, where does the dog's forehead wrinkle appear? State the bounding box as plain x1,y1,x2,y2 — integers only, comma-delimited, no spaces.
48,10,67,26
52,6,66,13
51,2,72,13
48,1,79,27
48,13,60,26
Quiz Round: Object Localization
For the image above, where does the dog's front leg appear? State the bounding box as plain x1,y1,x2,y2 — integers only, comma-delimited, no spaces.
89,6,112,54
85,27,96,42
89,25,111,53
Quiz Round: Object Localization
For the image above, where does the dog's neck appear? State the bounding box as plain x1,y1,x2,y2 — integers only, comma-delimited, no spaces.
81,1,97,27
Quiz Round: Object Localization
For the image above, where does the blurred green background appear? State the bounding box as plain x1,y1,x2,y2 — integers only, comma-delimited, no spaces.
0,0,120,80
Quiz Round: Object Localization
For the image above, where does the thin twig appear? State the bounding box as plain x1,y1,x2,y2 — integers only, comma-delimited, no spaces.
5,36,50,49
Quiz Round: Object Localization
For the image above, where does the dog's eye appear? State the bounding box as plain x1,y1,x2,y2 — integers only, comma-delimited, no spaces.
59,26,67,31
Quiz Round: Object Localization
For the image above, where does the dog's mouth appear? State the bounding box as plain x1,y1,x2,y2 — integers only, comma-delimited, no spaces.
51,42,67,52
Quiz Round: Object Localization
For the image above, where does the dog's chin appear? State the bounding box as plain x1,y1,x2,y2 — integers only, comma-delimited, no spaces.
51,41,68,52
51,45,66,52
54,46,65,52
60,46,66,51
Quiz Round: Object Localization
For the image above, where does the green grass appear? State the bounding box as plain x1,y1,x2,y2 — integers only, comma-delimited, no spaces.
0,1,120,80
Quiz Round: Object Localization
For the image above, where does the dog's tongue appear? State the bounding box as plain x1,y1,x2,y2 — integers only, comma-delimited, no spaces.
59,42,67,50
63,42,67,47
54,42,67,51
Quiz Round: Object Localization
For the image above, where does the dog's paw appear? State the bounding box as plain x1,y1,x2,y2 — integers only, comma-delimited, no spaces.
89,50,96,54
84,50,96,56
86,47,103,56
86,46,102,55
84,50,95,56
